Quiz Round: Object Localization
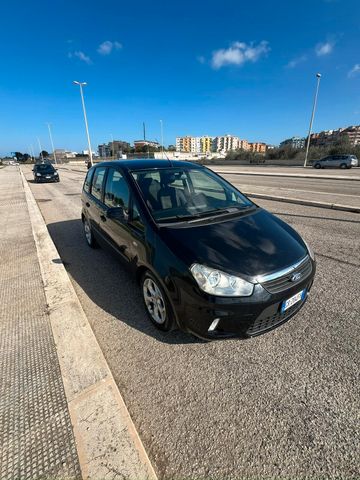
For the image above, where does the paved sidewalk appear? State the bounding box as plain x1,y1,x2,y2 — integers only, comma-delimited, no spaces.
0,167,81,479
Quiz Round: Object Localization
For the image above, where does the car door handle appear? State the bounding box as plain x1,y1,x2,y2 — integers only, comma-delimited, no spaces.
100,214,107,222
86,202,90,208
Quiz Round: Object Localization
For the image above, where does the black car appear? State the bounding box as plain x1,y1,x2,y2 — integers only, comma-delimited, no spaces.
81,160,316,340
33,163,60,182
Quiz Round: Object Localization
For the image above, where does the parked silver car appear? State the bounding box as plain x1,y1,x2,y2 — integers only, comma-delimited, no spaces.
313,154,358,169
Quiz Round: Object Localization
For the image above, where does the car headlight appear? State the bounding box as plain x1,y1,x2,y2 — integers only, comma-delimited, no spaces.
304,240,315,261
190,264,254,297
54,172,58,175
36,173,41,176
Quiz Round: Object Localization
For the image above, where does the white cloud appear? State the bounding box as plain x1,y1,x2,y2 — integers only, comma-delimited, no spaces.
68,50,92,64
315,41,334,56
97,40,122,55
211,41,270,69
286,54,307,68
348,64,360,78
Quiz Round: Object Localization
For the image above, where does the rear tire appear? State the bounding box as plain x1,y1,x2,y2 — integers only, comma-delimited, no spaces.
141,271,175,332
83,218,98,248
314,163,321,169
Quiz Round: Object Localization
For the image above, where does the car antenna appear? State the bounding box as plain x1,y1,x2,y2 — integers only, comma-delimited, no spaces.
155,138,173,166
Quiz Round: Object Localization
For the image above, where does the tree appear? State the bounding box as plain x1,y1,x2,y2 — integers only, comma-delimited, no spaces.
40,150,49,159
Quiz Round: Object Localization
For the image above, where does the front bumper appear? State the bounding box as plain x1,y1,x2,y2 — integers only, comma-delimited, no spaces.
35,175,59,182
174,261,316,340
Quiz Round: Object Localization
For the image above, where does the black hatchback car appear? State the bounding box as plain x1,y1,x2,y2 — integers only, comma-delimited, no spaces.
81,160,315,339
33,163,60,182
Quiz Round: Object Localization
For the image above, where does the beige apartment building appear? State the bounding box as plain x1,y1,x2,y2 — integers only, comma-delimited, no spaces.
249,142,267,153
176,136,214,153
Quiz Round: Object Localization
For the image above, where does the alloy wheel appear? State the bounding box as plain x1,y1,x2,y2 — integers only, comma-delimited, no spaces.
143,278,167,324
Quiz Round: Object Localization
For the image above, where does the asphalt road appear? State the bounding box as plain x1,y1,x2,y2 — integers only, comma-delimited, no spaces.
211,170,360,208
23,165,360,479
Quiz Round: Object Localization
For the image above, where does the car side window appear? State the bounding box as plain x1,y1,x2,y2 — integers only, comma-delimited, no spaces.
91,167,106,201
104,168,129,210
84,168,94,193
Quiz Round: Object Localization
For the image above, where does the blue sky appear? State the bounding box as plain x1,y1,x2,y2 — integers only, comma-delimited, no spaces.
1,0,360,155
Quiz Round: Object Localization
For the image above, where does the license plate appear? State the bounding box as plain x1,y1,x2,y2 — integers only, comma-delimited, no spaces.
46,175,51,178
281,289,306,313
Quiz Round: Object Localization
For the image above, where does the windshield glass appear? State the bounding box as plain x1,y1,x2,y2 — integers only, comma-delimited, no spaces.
132,167,253,222
36,164,54,173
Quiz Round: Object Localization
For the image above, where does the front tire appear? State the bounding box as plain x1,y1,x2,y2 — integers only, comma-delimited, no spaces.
314,163,321,169
141,271,175,331
83,218,98,248
340,163,347,169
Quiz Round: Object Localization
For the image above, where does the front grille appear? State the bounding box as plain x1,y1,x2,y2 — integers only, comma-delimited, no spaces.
262,256,312,294
247,297,305,336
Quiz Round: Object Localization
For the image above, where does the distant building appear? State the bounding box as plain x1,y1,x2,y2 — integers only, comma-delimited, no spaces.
214,135,241,153
249,142,266,154
176,134,267,154
176,136,214,154
280,136,306,149
98,140,131,158
98,144,111,158
134,140,159,150
310,125,360,147
53,149,76,159
82,149,97,157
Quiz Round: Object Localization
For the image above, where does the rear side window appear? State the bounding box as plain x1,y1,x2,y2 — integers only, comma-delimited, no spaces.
104,168,130,210
83,169,94,193
91,167,106,201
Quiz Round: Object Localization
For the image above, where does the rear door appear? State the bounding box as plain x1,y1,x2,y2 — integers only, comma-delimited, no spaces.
100,167,131,260
87,166,107,235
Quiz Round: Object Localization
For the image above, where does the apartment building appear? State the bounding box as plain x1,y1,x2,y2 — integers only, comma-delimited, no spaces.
176,136,214,153
249,142,267,153
176,135,266,154
214,135,241,152
98,140,131,158
310,125,360,147
280,136,306,149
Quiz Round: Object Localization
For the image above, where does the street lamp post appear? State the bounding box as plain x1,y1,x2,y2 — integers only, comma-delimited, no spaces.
46,123,57,165
304,73,322,168
160,119,164,159
37,137,44,162
73,81,93,167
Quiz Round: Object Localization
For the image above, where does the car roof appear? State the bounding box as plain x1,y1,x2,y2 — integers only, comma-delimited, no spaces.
91,159,204,171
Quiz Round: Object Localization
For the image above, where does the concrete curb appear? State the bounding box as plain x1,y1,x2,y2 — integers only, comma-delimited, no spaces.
244,191,360,213
211,169,360,182
20,169,158,480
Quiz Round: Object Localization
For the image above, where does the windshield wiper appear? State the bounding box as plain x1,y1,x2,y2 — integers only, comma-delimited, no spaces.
157,206,254,224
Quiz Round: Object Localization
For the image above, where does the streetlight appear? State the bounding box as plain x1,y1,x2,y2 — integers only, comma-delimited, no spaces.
304,73,322,168
73,81,93,167
46,123,57,165
37,137,44,162
160,119,164,159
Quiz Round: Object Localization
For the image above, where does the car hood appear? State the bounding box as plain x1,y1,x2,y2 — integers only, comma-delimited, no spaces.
159,208,307,281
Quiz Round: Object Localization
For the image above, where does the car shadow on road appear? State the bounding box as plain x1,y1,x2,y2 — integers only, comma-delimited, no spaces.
47,218,203,345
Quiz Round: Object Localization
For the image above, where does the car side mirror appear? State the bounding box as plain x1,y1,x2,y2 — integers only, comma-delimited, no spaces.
106,206,128,222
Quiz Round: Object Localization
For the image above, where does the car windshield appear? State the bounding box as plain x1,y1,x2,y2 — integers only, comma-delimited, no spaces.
36,164,54,173
132,167,253,222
